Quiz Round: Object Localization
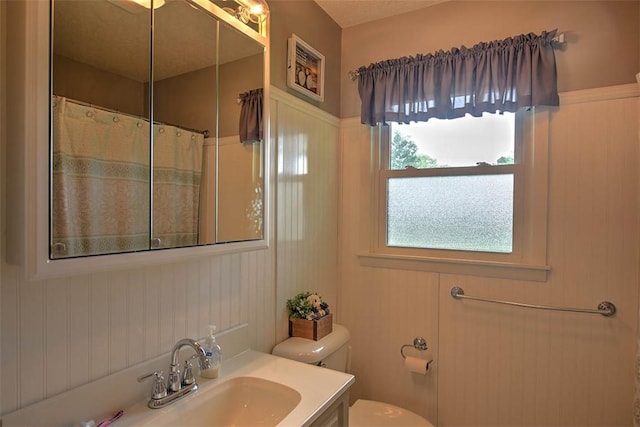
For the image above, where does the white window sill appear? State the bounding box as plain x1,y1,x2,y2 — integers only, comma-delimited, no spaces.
357,252,550,282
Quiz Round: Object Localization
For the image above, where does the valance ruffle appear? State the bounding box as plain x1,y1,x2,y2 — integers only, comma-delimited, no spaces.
239,88,263,143
357,30,560,126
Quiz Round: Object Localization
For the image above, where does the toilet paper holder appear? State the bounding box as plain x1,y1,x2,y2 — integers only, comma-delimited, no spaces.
400,337,428,358
400,337,433,371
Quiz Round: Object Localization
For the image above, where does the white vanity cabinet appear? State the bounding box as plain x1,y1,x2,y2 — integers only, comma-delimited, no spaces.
309,389,350,427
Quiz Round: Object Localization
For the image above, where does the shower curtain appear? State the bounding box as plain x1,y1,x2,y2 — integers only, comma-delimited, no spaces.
52,96,204,257
152,123,204,248
52,96,151,257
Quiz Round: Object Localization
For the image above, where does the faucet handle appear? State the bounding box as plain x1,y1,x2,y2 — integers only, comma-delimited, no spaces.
137,370,168,400
182,355,198,386
167,364,182,392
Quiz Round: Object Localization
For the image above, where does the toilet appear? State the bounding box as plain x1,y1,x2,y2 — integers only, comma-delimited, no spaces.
272,324,434,427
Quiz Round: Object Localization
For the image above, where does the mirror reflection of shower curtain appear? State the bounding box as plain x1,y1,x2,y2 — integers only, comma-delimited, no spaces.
152,125,204,248
51,96,205,257
51,96,151,258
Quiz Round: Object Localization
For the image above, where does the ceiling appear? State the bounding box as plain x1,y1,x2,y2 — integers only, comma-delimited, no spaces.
54,0,263,82
313,0,446,28
54,0,444,82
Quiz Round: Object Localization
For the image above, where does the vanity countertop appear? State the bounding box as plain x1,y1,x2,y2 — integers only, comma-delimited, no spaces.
2,323,353,427
116,349,355,427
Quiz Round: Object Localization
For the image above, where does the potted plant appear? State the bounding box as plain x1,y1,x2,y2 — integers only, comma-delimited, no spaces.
286,291,332,340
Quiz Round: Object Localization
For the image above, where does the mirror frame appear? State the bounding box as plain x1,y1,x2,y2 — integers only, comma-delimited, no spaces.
7,0,270,279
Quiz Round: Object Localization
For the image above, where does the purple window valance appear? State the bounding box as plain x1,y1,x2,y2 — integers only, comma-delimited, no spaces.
239,88,263,143
357,30,560,126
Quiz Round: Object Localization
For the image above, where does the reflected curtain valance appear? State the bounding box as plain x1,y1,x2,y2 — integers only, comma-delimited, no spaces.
357,30,560,126
239,88,264,143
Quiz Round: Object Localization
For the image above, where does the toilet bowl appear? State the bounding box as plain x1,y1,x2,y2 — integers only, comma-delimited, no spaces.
350,399,433,427
272,324,433,427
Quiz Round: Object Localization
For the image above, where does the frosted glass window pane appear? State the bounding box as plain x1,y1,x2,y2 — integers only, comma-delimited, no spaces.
387,174,513,253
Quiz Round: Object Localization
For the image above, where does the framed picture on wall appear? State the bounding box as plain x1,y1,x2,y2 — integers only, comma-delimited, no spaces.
287,34,325,102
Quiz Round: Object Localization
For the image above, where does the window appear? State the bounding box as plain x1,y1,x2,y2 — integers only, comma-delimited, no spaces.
366,109,550,281
387,113,516,254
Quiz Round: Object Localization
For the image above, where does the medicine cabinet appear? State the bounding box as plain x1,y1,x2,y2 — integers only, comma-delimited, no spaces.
6,0,270,279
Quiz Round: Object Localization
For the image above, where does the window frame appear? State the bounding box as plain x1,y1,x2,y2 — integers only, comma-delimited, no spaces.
362,108,551,281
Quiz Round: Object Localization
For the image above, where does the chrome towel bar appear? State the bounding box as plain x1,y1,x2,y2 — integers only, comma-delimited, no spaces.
450,286,616,317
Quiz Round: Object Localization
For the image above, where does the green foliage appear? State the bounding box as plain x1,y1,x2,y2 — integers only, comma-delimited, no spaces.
496,155,514,164
286,291,314,319
415,154,440,168
391,131,419,169
391,131,442,169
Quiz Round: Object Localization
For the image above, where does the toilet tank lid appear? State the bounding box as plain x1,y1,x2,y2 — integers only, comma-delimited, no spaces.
272,323,350,364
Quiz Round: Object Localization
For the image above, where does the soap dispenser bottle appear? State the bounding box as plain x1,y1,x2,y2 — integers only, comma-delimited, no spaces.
201,325,222,379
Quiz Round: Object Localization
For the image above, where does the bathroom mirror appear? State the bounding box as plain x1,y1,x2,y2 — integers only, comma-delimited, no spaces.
50,0,266,258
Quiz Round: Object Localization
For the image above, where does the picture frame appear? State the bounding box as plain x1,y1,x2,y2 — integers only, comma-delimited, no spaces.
287,34,325,102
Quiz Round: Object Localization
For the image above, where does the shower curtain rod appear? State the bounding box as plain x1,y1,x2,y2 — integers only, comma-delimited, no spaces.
347,32,566,81
53,95,210,138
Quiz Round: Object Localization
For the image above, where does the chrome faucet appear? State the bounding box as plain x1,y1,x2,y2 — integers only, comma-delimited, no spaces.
138,337,211,409
168,338,210,391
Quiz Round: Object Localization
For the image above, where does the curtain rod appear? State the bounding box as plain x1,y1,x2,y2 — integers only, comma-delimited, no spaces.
53,95,210,138
347,32,565,81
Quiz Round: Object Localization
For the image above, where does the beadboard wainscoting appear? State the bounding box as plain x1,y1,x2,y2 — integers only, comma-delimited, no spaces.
0,87,342,417
338,84,640,426
271,87,341,343
1,251,276,414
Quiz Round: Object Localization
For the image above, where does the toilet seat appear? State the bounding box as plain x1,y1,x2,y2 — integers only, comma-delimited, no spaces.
272,327,434,426
349,399,434,427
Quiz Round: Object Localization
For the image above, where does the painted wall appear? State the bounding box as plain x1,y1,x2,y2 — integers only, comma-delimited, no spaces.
338,1,640,425
53,55,145,117
341,1,640,118
151,54,263,138
152,65,217,133
0,87,339,418
339,86,639,427
0,1,340,418
269,0,342,117
54,52,263,139
264,0,342,343
216,135,264,242
218,54,264,138
0,0,5,416
271,88,340,342
3,0,638,424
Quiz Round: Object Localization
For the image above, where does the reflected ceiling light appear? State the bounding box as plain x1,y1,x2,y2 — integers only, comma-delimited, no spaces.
129,0,166,9
223,0,269,24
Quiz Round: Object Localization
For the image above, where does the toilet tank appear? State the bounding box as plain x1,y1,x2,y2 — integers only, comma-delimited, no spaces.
272,323,351,372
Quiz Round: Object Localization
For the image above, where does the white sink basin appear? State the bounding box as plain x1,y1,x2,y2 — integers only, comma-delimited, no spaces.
133,376,301,427
1,338,354,427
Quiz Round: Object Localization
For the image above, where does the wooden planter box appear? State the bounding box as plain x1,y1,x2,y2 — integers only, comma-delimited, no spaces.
289,313,333,341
